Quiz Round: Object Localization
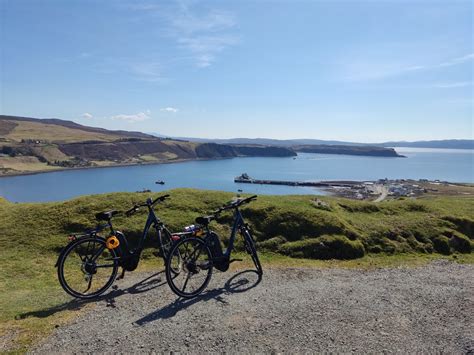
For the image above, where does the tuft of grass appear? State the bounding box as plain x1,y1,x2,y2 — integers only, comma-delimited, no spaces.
279,235,365,260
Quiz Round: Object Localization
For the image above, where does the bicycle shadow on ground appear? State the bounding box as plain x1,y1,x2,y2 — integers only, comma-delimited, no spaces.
15,270,167,320
134,269,262,326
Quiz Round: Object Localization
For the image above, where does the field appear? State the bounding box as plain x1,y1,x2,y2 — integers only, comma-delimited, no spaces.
0,189,473,352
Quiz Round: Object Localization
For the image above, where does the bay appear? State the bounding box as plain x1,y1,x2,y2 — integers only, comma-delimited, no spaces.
0,147,472,202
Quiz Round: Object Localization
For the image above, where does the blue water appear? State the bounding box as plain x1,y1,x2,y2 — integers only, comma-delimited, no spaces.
0,147,472,202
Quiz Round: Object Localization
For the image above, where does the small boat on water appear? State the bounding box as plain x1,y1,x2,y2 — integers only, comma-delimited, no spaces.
155,180,165,185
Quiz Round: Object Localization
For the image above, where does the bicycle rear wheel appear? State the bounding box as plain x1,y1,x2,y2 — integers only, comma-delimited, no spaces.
165,237,213,298
57,236,118,299
242,229,263,276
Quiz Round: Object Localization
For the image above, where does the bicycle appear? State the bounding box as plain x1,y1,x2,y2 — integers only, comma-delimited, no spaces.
56,194,182,299
165,195,262,298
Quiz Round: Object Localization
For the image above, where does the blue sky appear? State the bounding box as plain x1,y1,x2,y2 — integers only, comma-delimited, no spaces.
1,0,472,142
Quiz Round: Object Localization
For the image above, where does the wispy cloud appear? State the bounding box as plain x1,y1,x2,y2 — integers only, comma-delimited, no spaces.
130,1,239,68
81,113,93,119
432,81,471,89
110,110,151,123
129,61,164,82
160,107,179,113
343,52,474,82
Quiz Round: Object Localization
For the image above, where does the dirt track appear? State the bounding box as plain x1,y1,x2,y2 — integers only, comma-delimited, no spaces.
32,260,473,353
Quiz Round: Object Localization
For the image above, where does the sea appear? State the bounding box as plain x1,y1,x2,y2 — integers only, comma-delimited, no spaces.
0,147,472,202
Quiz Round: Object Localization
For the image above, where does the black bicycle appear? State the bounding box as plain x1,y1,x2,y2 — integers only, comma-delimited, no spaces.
165,195,262,298
56,194,182,299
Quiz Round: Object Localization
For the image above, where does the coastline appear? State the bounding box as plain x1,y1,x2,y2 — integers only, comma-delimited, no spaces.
0,157,220,178
0,150,409,179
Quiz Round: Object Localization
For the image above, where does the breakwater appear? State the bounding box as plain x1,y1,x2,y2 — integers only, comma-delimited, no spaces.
234,174,360,188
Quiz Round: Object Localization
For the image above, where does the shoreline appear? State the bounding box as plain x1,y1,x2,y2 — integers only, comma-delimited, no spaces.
0,150,417,179
0,156,230,178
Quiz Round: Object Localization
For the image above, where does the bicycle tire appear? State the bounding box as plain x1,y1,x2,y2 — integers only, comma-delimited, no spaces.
165,237,213,298
57,236,118,299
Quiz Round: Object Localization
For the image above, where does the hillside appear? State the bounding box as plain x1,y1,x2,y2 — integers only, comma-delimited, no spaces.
0,115,295,176
293,144,403,157
0,115,411,176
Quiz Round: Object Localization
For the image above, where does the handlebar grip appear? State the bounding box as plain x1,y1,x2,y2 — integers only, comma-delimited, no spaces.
152,194,170,205
125,206,138,217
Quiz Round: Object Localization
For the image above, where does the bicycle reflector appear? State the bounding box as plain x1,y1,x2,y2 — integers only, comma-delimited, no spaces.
106,235,120,249
68,235,77,241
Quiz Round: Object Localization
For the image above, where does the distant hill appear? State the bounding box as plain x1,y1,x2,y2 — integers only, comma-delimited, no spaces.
153,135,474,150
0,115,294,176
380,140,474,150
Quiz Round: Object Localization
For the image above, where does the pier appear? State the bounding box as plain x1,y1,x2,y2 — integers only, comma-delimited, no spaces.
234,173,361,188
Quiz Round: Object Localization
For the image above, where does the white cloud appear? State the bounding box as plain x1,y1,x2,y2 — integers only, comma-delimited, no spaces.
160,107,179,113
110,110,151,123
81,113,93,119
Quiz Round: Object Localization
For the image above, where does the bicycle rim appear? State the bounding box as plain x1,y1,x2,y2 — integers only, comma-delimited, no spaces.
166,237,213,298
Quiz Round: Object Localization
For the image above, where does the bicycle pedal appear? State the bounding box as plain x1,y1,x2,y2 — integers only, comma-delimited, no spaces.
229,258,243,263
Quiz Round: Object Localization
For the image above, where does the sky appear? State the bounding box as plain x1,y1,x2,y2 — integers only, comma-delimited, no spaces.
1,0,473,142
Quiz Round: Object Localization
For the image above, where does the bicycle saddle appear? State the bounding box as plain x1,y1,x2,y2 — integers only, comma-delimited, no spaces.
95,210,119,221
195,215,215,226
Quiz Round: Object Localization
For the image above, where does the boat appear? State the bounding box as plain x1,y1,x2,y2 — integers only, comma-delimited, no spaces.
155,180,165,185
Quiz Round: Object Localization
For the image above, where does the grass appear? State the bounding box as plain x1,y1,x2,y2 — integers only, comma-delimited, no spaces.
4,120,121,143
0,156,61,174
0,189,473,352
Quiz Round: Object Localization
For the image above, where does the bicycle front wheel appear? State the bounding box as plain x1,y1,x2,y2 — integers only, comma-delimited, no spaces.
165,237,213,298
57,236,118,299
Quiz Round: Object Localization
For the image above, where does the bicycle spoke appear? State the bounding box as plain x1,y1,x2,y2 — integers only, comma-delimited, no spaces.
84,275,93,292
181,272,191,292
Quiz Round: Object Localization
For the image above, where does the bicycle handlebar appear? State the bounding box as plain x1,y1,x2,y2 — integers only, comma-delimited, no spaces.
213,195,257,214
125,194,170,217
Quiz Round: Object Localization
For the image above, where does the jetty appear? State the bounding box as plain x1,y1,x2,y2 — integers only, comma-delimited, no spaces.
234,173,360,188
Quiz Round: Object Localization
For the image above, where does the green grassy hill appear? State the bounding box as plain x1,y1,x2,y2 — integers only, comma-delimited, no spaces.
0,189,473,351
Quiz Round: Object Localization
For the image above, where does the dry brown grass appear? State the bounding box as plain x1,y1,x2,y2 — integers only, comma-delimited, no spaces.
0,156,60,173
4,120,121,143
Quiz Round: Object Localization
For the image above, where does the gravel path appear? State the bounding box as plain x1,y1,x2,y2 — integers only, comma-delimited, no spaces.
32,260,473,353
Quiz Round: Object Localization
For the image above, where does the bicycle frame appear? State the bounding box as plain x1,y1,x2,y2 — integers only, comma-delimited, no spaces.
88,204,172,265
205,207,246,259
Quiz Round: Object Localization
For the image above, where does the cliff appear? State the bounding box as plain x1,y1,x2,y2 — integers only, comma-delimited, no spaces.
293,145,404,157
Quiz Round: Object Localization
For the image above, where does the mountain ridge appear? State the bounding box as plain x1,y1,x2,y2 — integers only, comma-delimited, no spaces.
150,134,473,150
